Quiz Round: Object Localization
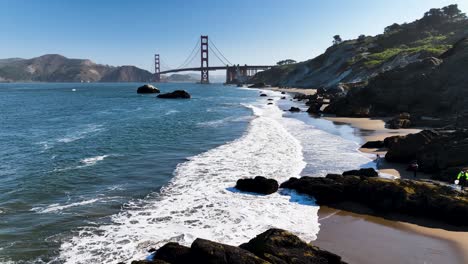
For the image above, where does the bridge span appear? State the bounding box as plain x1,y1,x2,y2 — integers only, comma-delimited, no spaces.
154,35,274,84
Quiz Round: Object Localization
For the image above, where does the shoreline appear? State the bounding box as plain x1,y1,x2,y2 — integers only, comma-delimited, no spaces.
274,88,468,264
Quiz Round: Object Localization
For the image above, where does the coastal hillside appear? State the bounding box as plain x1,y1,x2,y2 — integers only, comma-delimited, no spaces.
252,5,468,89
325,37,468,123
0,54,155,82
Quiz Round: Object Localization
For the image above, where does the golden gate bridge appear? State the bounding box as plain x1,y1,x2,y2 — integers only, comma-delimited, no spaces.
154,35,273,84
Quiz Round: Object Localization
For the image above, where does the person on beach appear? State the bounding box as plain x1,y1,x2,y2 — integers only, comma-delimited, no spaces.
375,154,381,169
456,169,468,191
408,160,419,178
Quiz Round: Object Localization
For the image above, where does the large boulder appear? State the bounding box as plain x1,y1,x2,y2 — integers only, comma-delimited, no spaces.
288,107,301,112
137,84,160,94
280,174,468,226
361,140,385,149
342,168,378,177
385,129,468,174
157,90,191,99
235,176,279,195
240,229,346,264
153,243,192,264
190,238,267,264
386,113,412,129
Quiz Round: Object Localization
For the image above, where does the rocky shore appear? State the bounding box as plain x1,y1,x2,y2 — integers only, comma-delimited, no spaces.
130,229,346,264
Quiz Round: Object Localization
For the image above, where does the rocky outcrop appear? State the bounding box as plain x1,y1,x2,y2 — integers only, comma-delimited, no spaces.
132,229,346,264
248,83,267,88
361,140,385,149
260,93,267,97
386,113,411,129
240,229,346,264
137,84,160,94
235,177,279,195
280,174,468,226
157,90,191,99
384,129,468,176
325,37,468,124
342,168,378,177
288,107,300,112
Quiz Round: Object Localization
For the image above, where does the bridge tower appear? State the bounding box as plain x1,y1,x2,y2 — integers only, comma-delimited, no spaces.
200,35,209,84
154,54,160,82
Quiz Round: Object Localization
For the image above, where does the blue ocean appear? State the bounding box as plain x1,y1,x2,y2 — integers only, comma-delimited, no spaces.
0,83,371,263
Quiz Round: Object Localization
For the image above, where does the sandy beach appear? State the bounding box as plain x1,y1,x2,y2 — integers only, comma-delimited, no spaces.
263,87,317,96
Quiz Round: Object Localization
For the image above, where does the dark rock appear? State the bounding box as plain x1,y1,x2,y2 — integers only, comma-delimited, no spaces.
137,84,160,94
235,176,279,195
133,228,347,264
240,229,346,264
280,174,468,226
249,82,267,88
157,90,191,99
267,103,273,105
288,107,301,112
281,96,286,100
306,102,322,115
260,93,268,97
281,91,286,94
267,98,273,101
342,168,378,177
361,140,385,149
385,129,468,175
153,242,192,264
191,238,267,264
386,113,412,129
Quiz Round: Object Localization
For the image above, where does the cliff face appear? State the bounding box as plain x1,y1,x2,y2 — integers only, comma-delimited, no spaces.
0,54,153,82
325,37,468,121
252,5,468,89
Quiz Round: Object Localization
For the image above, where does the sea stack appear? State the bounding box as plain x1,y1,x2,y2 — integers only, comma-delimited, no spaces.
137,84,160,94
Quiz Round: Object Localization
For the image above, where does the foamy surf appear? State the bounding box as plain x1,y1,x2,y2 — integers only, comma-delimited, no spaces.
57,95,320,263
32,198,102,214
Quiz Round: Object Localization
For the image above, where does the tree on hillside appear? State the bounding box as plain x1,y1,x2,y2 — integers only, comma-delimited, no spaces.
442,4,466,19
333,35,342,45
357,34,366,43
277,59,297,66
384,23,401,34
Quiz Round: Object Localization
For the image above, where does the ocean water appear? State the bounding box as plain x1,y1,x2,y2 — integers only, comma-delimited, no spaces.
0,83,373,263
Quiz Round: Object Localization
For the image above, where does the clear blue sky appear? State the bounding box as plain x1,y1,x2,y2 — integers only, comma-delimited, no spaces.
0,0,466,73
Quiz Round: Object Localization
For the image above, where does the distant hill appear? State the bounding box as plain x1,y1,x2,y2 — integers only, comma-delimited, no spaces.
165,73,198,82
0,54,154,82
252,4,468,89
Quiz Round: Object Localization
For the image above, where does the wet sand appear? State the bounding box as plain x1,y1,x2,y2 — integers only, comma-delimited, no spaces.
315,206,467,264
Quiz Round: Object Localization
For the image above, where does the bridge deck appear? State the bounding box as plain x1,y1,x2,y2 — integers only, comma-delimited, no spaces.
160,65,273,74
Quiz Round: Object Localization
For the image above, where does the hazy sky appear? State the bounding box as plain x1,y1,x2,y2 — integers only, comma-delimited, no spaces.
1,0,467,72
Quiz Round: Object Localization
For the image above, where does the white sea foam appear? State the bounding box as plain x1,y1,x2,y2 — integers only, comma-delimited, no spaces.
196,115,252,127
80,155,109,166
32,198,101,214
164,110,180,115
58,96,320,264
57,124,105,143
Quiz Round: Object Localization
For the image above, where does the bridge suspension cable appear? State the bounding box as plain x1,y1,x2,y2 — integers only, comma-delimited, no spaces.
175,38,201,69
209,39,233,65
